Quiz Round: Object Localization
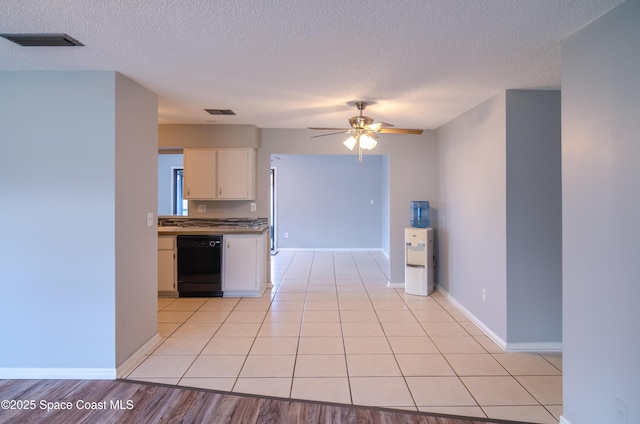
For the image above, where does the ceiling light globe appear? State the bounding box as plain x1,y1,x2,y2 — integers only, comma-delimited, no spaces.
343,136,357,150
359,134,377,150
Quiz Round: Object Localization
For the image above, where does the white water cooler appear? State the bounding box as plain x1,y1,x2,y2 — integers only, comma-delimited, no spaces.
404,227,434,296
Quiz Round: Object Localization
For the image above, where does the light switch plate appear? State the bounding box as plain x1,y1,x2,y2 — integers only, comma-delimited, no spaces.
250,202,256,212
146,212,154,227
197,204,206,213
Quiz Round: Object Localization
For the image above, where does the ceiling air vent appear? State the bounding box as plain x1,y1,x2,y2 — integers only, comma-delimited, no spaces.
205,109,236,116
0,33,84,47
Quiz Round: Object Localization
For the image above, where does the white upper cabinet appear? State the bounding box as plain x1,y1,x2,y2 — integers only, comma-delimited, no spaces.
217,148,255,199
183,148,217,199
183,147,255,200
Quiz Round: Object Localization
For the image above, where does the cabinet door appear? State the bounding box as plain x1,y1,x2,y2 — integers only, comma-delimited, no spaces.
184,148,217,199
217,149,254,199
158,250,176,291
158,236,176,292
223,235,257,291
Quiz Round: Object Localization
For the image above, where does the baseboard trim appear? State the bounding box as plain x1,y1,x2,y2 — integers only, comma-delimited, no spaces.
506,341,563,352
0,367,116,379
386,282,404,289
116,333,163,378
435,285,563,353
0,334,167,380
559,416,572,424
435,284,507,351
276,248,386,252
224,289,266,298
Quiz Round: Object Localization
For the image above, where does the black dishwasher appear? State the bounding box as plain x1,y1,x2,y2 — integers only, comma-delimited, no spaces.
176,235,223,297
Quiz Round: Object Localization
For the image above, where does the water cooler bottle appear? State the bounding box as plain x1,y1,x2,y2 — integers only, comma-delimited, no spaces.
404,227,434,296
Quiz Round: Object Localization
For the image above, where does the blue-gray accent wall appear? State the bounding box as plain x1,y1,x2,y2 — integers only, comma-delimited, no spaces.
275,154,384,249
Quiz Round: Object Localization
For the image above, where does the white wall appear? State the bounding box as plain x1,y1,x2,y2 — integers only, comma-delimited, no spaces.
561,0,640,422
0,71,157,377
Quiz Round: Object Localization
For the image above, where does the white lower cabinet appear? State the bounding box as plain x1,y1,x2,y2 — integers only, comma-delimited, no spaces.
223,232,266,297
158,235,177,294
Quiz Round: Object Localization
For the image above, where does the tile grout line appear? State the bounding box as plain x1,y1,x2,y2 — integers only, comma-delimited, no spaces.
150,250,562,421
335,251,355,406
287,250,310,399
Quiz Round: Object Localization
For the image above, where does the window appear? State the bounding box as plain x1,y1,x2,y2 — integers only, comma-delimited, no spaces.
173,168,188,216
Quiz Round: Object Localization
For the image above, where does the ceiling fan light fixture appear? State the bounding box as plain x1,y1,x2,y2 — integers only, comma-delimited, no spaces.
311,100,423,163
343,136,357,150
359,134,377,150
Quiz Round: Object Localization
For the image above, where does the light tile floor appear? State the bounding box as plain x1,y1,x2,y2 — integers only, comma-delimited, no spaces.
126,251,562,424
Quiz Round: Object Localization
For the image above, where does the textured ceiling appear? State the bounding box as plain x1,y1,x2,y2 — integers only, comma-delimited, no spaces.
0,0,623,130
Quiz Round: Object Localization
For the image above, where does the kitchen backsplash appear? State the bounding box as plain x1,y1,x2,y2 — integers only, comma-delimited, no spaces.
158,216,268,228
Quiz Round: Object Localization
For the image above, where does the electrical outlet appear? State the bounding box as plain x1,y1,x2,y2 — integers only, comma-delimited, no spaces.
146,212,154,227
482,289,487,301
284,232,289,239
250,202,256,212
370,199,374,205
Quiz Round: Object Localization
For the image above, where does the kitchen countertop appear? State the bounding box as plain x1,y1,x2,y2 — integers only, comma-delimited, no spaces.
157,217,269,235
158,224,269,235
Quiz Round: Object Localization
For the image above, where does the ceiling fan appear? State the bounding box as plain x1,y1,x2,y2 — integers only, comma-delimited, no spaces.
308,101,424,163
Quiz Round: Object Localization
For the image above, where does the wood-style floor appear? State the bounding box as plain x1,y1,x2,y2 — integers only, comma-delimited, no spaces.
0,379,535,424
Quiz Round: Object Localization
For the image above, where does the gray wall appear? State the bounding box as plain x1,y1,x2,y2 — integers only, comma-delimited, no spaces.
381,155,391,254
561,0,640,422
114,73,159,367
0,71,157,376
436,93,509,342
275,154,384,249
436,90,562,349
506,90,562,346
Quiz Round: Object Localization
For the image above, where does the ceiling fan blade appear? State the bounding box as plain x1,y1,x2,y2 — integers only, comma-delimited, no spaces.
365,121,395,132
309,130,352,138
377,128,424,135
308,127,352,131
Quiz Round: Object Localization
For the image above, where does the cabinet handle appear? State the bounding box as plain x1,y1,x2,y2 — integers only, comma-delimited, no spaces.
186,188,190,196
219,187,222,196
